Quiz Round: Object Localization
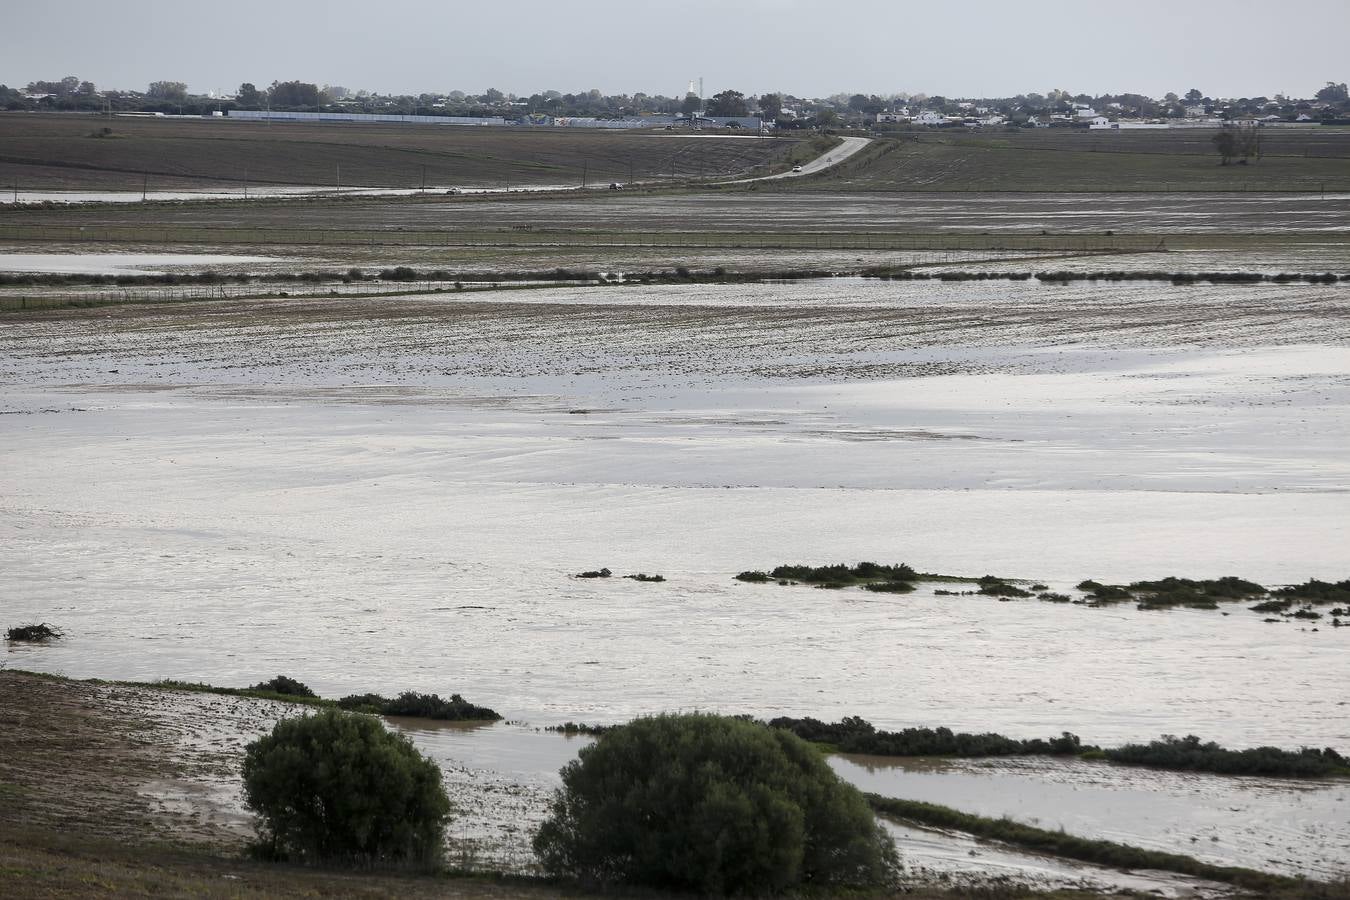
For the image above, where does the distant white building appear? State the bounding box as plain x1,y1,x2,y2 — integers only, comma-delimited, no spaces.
913,110,946,125
1184,105,1207,117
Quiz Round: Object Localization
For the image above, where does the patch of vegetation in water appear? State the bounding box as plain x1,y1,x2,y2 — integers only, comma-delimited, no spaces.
543,722,615,736
623,573,665,583
1105,735,1349,778
735,561,939,594
976,575,1033,599
865,794,1296,894
768,716,1086,758
767,715,1349,779
5,623,63,642
1129,576,1267,610
862,581,916,594
1274,579,1350,606
574,567,612,579
769,561,918,585
248,675,317,698
336,691,501,722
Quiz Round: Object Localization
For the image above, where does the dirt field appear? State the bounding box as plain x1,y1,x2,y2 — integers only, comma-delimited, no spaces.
0,113,799,191
786,130,1350,192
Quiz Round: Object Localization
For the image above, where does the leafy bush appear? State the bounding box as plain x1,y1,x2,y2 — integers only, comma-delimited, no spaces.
533,713,897,894
242,709,451,866
5,623,63,642
734,570,772,582
765,561,917,587
1273,579,1350,605
1105,735,1348,778
1128,576,1267,610
336,691,501,721
249,675,317,698
977,576,1033,598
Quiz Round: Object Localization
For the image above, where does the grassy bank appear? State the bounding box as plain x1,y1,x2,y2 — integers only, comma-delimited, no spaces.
8,668,501,722
866,794,1300,894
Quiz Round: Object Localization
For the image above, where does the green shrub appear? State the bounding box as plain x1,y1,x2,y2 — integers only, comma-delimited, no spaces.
5,623,63,642
533,713,897,894
335,691,501,721
242,709,450,866
249,675,317,698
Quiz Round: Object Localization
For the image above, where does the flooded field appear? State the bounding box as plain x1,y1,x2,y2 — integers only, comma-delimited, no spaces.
4,266,1348,888
0,251,286,275
15,190,1347,234
3,278,1347,753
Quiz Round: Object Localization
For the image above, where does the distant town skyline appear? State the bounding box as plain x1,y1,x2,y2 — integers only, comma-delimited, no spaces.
3,0,1346,101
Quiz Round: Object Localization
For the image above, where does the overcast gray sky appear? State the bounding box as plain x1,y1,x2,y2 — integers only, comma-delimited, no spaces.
3,0,1345,99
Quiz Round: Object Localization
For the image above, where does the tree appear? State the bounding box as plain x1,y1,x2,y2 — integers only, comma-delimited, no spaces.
758,92,783,120
1235,122,1263,163
78,80,97,96
680,92,701,116
706,89,748,117
533,713,897,894
816,108,839,127
236,83,263,106
1315,82,1348,103
1185,88,1203,103
147,80,188,102
482,87,505,103
269,80,320,108
242,709,450,866
1212,129,1238,165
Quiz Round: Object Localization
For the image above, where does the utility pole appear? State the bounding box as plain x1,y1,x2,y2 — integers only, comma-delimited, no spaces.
421,165,427,193
142,172,148,202
582,161,587,189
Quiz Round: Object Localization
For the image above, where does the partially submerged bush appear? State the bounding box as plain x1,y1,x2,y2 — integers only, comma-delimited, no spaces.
769,561,916,586
336,690,501,721
624,573,665,583
1273,578,1350,606
533,712,897,894
5,623,63,642
575,567,612,579
977,575,1033,599
769,716,1085,758
1105,735,1348,778
734,570,772,583
249,675,317,698
242,709,450,866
